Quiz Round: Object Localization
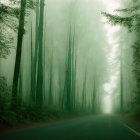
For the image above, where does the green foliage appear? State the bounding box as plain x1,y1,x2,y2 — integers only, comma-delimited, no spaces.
0,78,71,125
102,12,140,32
102,1,140,33
0,77,12,124
0,77,10,95
0,77,46,125
0,97,47,125
115,3,140,13
0,1,19,58
0,0,36,59
132,39,140,117
26,0,37,10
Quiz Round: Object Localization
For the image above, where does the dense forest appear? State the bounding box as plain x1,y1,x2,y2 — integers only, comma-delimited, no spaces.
0,0,140,126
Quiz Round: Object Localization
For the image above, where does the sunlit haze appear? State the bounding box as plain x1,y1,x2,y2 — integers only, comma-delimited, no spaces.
101,0,121,113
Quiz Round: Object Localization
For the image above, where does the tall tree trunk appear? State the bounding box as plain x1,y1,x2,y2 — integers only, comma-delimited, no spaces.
66,27,72,110
30,0,40,104
43,15,47,101
73,48,77,109
92,76,97,112
18,62,23,102
30,22,35,105
64,25,76,111
62,59,68,109
71,29,76,109
82,70,87,109
36,0,45,107
11,0,27,107
48,52,53,105
120,45,124,112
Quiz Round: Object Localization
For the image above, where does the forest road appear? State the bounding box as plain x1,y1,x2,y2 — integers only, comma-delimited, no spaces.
1,114,140,140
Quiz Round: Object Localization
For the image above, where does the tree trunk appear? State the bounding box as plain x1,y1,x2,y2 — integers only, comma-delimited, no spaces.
120,45,124,112
82,70,87,109
30,22,35,105
48,52,53,105
36,0,45,107
30,0,40,104
11,0,27,107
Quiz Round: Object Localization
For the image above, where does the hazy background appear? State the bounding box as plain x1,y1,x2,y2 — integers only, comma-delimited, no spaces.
0,0,136,113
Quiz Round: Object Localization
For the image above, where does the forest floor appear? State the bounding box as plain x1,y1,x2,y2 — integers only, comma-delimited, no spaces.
0,111,93,134
123,114,140,126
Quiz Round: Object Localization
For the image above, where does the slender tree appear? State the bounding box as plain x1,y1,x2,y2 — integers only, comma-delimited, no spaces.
82,70,87,110
36,0,45,107
30,22,35,105
120,44,124,112
92,73,97,112
12,0,27,107
11,0,35,107
65,26,76,111
30,0,40,103
48,51,53,105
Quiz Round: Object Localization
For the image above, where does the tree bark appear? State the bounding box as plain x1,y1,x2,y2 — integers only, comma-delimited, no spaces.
36,0,45,107
11,0,27,107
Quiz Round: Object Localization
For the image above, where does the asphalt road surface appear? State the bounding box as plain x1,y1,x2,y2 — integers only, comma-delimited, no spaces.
1,114,140,140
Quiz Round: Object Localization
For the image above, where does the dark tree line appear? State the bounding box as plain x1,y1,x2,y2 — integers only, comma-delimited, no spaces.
0,0,104,125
